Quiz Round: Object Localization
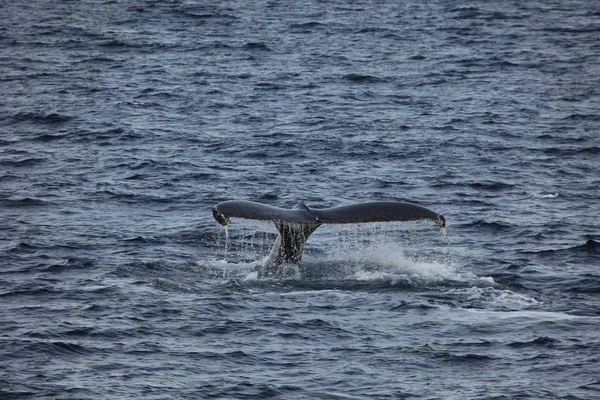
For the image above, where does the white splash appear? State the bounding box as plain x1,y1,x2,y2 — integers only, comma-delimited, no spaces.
326,241,492,284
211,220,490,285
197,258,262,281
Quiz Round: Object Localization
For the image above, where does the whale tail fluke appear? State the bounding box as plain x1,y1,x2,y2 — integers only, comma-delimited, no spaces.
212,200,445,228
211,200,445,275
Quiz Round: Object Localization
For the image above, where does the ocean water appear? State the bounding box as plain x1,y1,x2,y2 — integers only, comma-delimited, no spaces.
1,0,600,398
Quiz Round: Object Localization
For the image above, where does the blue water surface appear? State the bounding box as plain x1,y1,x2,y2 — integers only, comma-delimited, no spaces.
1,1,599,398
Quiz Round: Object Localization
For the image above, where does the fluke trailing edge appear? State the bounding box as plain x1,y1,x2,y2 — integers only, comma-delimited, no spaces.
212,200,445,276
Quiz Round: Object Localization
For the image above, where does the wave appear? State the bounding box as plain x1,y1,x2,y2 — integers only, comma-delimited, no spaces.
200,382,302,399
468,181,515,191
458,220,513,233
543,146,600,156
0,158,46,167
12,339,95,358
177,11,238,21
289,21,326,31
431,351,497,363
565,275,600,294
31,133,69,142
2,111,73,125
99,39,132,48
430,180,515,192
540,26,600,34
75,56,117,64
1,197,51,207
243,42,272,51
528,239,599,256
508,336,558,348
0,284,61,298
90,190,177,205
342,73,388,83
41,258,96,273
122,236,166,245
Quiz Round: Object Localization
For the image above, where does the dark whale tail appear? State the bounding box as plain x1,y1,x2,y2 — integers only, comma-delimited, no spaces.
212,200,445,276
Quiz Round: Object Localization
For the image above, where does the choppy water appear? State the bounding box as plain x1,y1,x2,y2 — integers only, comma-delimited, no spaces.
2,0,600,398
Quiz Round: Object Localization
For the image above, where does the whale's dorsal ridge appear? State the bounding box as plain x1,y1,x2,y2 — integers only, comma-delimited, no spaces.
293,201,310,211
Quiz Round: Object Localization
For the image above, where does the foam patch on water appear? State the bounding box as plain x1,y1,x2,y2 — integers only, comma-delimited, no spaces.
197,258,263,281
243,271,259,281
446,286,541,311
324,242,494,285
